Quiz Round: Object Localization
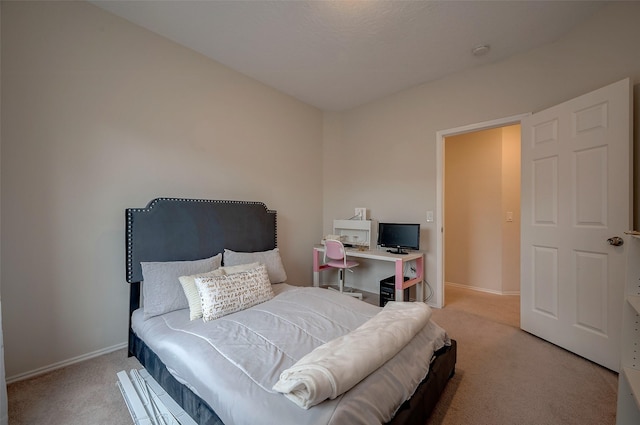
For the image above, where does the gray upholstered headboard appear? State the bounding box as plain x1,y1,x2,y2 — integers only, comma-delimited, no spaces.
125,198,277,356
125,197,277,283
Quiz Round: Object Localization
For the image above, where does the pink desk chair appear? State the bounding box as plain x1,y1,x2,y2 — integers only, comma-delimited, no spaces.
323,239,362,299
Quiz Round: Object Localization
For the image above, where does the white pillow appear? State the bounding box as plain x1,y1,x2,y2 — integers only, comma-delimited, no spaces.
195,263,274,322
223,248,287,283
179,269,224,320
141,254,222,320
220,262,261,275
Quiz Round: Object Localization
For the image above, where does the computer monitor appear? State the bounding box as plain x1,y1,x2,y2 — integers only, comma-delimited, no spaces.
377,223,420,255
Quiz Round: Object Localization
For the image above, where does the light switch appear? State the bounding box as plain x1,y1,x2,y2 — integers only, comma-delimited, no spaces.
506,211,513,222
426,210,434,222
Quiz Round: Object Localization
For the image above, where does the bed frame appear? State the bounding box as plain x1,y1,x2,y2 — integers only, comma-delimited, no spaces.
125,197,456,425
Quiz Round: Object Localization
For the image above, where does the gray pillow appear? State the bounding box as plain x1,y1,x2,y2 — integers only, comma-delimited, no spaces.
141,254,222,320
223,248,287,283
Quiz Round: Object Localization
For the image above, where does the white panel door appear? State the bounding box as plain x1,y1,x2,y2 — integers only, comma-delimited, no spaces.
521,78,632,371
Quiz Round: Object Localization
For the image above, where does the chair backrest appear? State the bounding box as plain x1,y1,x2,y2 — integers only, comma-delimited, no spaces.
324,239,346,263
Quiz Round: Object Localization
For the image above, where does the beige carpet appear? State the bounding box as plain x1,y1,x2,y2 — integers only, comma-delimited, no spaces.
7,349,141,425
428,285,617,425
7,285,618,424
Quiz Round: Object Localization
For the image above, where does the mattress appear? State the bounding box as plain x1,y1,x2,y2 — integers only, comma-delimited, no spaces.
132,284,450,425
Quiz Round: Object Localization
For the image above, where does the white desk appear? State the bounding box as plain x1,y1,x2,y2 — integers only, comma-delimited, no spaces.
313,245,424,302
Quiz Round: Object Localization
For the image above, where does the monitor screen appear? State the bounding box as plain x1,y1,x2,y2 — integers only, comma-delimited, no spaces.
377,223,420,255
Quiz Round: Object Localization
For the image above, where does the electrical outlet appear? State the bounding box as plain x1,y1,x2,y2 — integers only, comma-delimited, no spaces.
407,266,417,278
354,208,367,220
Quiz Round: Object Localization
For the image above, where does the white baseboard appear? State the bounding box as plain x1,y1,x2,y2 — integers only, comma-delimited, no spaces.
446,281,520,296
6,341,128,384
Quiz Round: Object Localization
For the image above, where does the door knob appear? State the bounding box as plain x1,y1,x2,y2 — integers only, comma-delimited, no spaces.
607,236,624,246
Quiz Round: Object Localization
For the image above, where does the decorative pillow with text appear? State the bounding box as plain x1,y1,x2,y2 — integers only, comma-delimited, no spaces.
195,264,274,322
179,269,224,320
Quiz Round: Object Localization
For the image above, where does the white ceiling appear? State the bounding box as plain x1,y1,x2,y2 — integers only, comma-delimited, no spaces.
92,0,607,111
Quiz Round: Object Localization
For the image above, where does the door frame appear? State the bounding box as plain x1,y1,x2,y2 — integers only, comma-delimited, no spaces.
434,113,530,308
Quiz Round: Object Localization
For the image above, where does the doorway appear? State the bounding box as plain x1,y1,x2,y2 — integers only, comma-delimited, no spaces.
435,114,529,308
445,125,521,295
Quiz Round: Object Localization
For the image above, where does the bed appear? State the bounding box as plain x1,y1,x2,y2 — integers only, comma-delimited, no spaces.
126,197,457,425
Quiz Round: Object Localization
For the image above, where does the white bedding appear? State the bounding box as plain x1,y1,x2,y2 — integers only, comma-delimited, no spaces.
132,284,450,425
273,301,433,409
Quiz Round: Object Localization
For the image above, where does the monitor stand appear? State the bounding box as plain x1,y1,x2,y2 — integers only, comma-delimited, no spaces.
386,247,409,255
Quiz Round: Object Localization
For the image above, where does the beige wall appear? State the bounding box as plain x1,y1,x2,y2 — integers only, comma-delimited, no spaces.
444,125,519,295
322,1,640,303
1,1,323,379
0,5,7,421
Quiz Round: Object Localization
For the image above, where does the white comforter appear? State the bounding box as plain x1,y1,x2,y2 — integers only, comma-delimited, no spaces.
132,284,449,425
273,301,432,409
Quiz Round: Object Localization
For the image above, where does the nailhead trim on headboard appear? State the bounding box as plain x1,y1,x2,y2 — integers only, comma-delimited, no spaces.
125,197,277,283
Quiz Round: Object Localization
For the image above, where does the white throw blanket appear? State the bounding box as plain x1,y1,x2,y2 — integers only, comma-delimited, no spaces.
272,301,432,409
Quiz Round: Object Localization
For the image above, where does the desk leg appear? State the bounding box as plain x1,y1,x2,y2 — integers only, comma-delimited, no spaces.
416,255,424,302
394,259,404,301
394,255,425,302
313,248,320,287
